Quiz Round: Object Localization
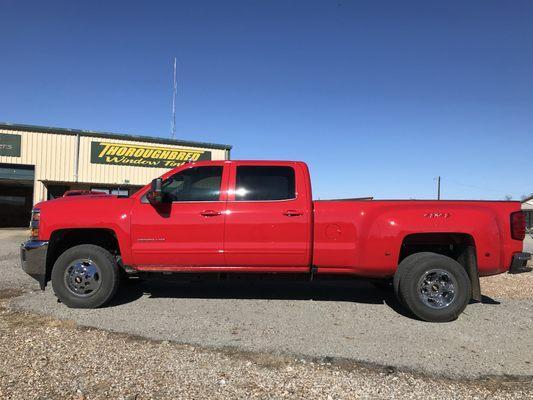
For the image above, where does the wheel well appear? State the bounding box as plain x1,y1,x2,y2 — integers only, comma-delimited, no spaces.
399,233,474,264
399,232,481,301
45,228,120,283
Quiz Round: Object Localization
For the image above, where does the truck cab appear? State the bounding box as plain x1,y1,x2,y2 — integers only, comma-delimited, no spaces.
130,161,313,271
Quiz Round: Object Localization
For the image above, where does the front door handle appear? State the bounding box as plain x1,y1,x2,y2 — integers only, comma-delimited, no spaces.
200,210,222,217
283,210,303,217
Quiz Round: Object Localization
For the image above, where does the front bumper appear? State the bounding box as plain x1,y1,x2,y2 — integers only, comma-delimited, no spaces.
20,240,48,290
509,252,531,274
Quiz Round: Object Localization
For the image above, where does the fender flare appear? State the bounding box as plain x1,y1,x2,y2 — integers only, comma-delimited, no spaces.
461,245,482,302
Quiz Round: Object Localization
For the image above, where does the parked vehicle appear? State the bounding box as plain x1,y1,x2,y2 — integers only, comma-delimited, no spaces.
21,160,530,322
62,190,106,197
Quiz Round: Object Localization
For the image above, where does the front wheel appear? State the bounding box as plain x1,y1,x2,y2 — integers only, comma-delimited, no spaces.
396,253,471,322
51,244,120,308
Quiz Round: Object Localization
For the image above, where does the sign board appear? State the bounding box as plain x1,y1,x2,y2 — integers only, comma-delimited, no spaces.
90,141,211,168
0,133,22,157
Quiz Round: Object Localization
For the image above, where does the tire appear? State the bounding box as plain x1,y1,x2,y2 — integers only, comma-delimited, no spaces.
397,253,471,322
51,244,120,308
394,252,435,306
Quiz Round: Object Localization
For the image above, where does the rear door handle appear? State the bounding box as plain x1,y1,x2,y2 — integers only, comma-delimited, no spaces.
283,210,303,217
200,210,222,217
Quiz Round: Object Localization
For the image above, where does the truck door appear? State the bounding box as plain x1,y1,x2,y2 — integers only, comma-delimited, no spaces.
130,163,228,267
224,162,312,267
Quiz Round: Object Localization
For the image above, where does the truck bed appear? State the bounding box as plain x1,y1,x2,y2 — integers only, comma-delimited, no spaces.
312,199,522,277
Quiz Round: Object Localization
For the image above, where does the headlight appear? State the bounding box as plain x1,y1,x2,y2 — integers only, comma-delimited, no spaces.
30,209,40,239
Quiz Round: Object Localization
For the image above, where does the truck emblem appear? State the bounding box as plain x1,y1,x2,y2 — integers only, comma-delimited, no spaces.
424,212,451,219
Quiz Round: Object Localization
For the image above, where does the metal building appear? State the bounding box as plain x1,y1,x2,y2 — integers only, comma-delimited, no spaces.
0,123,231,227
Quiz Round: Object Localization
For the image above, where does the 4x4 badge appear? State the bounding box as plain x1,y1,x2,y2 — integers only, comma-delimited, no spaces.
424,212,451,219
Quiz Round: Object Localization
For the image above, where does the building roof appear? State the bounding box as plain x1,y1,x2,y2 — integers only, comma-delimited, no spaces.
0,122,232,151
522,194,533,204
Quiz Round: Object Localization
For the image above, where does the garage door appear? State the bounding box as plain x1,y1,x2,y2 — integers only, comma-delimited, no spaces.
0,164,35,227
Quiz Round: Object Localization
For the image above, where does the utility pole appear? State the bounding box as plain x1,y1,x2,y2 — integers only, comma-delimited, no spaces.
171,57,177,139
437,176,441,200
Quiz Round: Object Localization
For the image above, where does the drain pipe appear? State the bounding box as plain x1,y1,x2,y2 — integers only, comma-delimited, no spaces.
73,133,80,182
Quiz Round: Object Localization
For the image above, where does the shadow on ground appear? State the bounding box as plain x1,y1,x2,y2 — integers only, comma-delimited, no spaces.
108,277,502,320
108,278,415,318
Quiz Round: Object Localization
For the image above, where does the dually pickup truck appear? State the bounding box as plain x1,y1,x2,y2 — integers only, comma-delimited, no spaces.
21,160,530,322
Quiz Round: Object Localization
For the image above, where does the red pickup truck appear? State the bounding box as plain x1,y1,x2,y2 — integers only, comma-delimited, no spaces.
21,160,530,322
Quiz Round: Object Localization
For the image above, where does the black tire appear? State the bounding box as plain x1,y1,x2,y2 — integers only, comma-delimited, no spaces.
394,252,435,306
397,253,471,322
51,244,120,308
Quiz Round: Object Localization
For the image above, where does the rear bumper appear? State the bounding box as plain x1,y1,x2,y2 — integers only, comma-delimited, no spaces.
20,240,48,290
509,252,531,274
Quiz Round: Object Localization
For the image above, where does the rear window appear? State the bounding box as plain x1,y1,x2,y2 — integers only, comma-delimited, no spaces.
235,166,295,201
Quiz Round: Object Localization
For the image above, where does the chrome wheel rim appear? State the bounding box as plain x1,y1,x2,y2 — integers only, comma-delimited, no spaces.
64,259,102,297
417,269,457,309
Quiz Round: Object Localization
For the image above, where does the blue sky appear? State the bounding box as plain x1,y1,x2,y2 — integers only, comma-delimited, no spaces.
1,0,532,200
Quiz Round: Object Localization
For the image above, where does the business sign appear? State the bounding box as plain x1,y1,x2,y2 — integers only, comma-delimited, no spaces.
0,133,21,157
90,141,211,168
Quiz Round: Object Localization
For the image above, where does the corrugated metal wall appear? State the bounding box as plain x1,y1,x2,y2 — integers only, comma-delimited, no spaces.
0,129,77,203
0,128,227,205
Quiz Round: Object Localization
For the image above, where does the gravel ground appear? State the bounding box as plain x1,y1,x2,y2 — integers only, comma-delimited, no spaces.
1,294,532,400
480,270,533,299
0,229,35,292
1,229,533,399
12,279,533,379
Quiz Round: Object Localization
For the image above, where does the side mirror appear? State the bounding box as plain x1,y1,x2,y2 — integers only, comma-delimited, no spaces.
147,178,163,205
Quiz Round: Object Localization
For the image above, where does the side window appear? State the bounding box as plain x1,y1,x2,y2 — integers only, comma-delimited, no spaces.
162,166,222,202
235,166,295,201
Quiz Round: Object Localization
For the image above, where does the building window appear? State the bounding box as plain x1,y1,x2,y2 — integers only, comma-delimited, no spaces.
235,166,295,201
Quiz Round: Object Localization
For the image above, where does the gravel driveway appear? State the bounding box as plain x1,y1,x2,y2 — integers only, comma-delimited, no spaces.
11,279,533,379
1,229,532,399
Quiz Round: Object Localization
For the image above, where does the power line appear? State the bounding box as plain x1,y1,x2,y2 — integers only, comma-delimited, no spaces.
444,178,514,195
432,177,520,199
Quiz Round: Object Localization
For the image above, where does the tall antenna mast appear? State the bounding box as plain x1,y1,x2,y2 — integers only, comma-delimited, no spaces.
171,57,177,139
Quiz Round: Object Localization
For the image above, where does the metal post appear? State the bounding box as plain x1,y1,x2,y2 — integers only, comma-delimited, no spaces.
74,133,80,182
171,57,177,139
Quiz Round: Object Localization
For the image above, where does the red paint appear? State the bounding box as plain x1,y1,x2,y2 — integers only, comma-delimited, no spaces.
130,161,229,267
223,161,313,267
35,160,524,278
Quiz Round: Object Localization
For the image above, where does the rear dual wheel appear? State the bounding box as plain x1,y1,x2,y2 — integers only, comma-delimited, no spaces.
394,252,471,322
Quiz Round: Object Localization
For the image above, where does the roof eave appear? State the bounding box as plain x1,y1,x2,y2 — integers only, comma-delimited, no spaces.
0,122,232,151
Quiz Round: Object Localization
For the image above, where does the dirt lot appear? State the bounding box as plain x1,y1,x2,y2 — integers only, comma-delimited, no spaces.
481,270,533,299
1,229,532,399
